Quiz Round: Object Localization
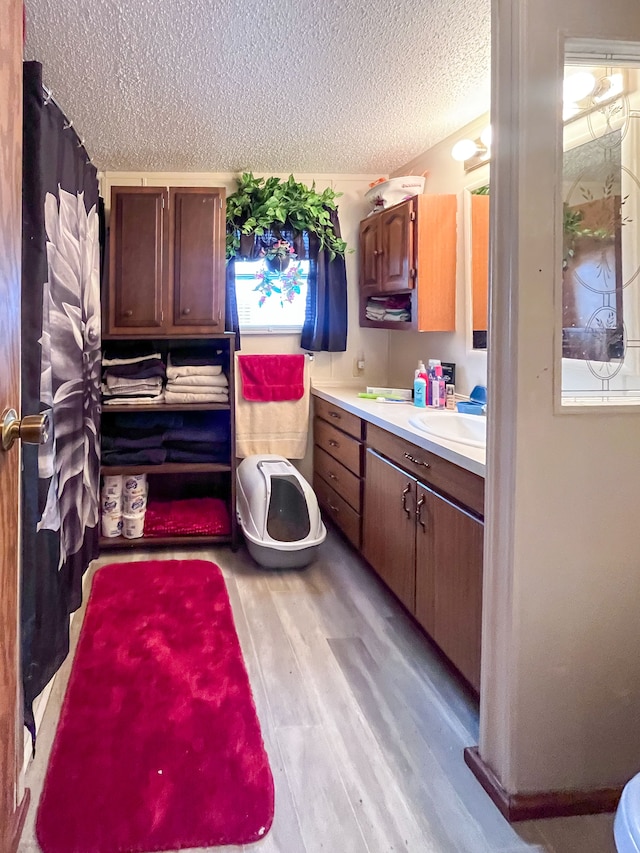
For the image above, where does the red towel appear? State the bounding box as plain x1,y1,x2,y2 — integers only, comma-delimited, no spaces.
238,354,305,402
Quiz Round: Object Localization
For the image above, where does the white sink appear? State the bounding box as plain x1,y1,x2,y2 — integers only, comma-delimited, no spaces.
408,411,486,447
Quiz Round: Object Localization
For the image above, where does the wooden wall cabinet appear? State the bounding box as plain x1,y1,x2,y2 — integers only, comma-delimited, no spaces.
362,420,484,692
106,186,226,338
312,397,364,550
358,194,457,332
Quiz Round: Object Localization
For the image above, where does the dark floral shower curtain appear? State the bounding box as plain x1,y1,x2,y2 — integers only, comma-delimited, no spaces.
21,61,101,740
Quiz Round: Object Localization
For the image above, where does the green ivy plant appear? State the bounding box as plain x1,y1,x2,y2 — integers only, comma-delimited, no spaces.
226,172,348,261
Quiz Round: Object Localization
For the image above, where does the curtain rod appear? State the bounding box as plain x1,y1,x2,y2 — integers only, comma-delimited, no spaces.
42,83,93,165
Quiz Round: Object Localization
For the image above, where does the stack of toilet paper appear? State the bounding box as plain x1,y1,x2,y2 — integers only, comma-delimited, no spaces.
100,473,148,539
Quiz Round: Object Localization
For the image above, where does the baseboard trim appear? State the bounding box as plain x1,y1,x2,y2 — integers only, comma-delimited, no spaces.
464,746,623,822
8,788,30,853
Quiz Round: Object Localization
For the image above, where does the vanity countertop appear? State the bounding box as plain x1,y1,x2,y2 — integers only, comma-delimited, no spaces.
312,385,486,478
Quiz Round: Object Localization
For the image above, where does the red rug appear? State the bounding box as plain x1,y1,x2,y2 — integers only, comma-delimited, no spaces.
36,560,274,853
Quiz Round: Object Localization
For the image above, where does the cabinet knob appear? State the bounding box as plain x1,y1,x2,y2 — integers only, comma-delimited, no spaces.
328,472,337,481
123,309,133,317
329,411,341,420
182,307,191,315
328,439,339,447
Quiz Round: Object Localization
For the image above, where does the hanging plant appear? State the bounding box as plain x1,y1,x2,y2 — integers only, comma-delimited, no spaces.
226,172,348,261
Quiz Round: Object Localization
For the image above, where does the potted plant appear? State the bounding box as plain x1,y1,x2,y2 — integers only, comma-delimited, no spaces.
260,239,296,273
226,172,348,261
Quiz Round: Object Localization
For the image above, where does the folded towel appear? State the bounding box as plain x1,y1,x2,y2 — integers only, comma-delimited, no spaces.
102,392,166,405
165,446,229,463
164,440,229,454
237,354,305,402
168,348,224,367
105,375,164,392
101,447,167,465
165,373,228,388
165,384,228,396
101,433,166,451
166,364,223,380
164,426,230,444
108,413,184,430
102,349,162,366
164,390,229,404
103,359,166,379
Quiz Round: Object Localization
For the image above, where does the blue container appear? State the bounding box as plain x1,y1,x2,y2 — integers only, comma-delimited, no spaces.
456,401,485,415
457,384,487,415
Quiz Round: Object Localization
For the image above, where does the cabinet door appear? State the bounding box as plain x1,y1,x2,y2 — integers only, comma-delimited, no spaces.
359,216,380,293
169,187,225,332
415,486,484,691
362,450,416,612
108,187,167,334
380,201,413,291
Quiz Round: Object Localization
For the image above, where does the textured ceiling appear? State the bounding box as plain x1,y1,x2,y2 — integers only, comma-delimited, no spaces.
24,0,491,174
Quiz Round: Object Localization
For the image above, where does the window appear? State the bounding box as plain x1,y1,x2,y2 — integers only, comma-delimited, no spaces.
235,259,309,332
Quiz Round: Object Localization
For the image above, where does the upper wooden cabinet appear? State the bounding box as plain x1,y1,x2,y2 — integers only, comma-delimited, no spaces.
358,194,457,332
106,186,226,337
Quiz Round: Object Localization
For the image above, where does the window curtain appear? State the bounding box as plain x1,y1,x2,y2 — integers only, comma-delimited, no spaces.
226,208,348,353
21,61,101,742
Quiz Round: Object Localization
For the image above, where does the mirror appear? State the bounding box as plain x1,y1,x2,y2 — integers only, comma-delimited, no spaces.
561,62,640,403
467,184,490,349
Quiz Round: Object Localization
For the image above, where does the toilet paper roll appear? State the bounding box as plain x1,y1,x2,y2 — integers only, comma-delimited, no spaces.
122,513,145,539
101,512,123,538
102,474,123,498
100,494,123,515
123,473,147,496
123,492,147,515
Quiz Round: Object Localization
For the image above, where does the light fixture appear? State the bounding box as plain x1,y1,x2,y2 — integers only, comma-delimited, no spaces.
451,126,491,172
562,68,627,124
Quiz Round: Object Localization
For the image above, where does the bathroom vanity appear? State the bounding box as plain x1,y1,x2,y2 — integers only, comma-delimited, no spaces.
312,388,485,692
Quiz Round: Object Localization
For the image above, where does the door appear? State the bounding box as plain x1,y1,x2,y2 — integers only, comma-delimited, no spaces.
380,200,413,291
362,450,416,611
0,0,29,849
484,0,640,799
169,187,225,332
416,487,484,692
358,216,380,293
107,186,167,334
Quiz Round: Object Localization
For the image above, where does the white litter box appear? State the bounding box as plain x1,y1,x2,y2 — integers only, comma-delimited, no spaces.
615,772,640,852
236,455,327,569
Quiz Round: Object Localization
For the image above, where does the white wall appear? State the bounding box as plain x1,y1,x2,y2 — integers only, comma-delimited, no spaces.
101,171,390,479
387,117,490,397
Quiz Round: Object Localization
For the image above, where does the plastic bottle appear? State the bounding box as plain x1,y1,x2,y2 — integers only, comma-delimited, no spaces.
427,359,440,407
413,372,427,407
435,363,446,408
414,360,427,380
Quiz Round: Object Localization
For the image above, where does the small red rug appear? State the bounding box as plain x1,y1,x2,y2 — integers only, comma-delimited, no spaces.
36,560,274,853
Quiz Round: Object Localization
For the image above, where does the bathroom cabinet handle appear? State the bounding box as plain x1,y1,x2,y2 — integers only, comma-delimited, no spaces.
123,309,133,317
416,494,426,529
404,452,430,469
328,439,339,447
328,502,339,513
182,307,191,315
329,411,341,419
401,484,411,518
328,472,337,481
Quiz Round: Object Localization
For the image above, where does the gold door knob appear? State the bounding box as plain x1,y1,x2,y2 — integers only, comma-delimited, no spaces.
1,409,50,451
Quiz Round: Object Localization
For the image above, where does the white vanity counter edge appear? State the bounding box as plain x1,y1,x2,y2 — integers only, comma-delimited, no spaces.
312,385,486,479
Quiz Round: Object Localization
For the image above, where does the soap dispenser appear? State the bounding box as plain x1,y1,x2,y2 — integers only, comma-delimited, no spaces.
413,361,427,407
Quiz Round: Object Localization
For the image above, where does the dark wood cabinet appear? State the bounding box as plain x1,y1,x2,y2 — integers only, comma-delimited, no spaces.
415,486,484,692
362,419,484,691
312,397,364,550
362,450,416,612
106,186,225,338
358,194,457,332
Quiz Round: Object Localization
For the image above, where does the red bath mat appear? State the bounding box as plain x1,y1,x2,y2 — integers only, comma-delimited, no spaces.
36,560,274,853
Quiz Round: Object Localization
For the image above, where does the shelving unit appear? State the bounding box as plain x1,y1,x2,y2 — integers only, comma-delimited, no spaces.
99,334,238,551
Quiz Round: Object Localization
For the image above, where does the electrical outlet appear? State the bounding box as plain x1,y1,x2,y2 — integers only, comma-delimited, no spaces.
352,357,365,377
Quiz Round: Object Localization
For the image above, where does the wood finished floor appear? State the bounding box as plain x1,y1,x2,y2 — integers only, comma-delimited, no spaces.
19,528,616,853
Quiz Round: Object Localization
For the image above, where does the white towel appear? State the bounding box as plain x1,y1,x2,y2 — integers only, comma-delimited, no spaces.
164,390,229,404
105,375,164,391
102,353,162,367
165,373,228,388
166,364,223,380
234,354,310,459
